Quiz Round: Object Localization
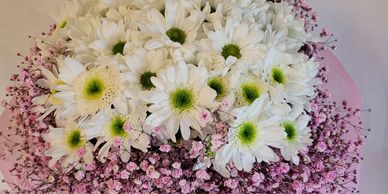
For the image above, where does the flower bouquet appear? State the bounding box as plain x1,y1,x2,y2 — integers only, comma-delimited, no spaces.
0,0,366,193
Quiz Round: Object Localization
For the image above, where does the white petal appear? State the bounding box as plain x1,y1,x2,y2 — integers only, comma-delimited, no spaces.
215,143,233,165
59,58,85,84
145,39,165,50
199,87,217,107
232,148,243,171
176,62,188,84
145,112,169,127
180,119,191,140
98,140,112,163
89,40,109,52
242,152,254,172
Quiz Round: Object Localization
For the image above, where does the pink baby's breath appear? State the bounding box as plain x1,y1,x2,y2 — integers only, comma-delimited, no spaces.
75,148,86,157
325,171,337,182
159,144,171,153
112,137,122,147
123,121,132,132
317,141,328,152
200,110,212,123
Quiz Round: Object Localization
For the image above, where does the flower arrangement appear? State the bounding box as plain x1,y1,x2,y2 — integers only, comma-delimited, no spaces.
0,0,366,193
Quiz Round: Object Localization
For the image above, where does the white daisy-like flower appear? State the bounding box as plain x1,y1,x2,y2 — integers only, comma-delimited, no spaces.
81,110,150,163
122,48,169,101
69,15,143,64
32,67,65,119
203,72,237,122
54,57,127,118
264,49,319,102
184,0,227,19
138,0,205,50
65,15,102,64
262,23,287,48
207,75,230,102
199,16,266,68
279,114,313,165
214,94,286,177
89,20,133,59
251,48,294,116
36,1,99,55
44,120,93,168
271,2,309,52
237,0,270,21
104,5,137,25
53,0,98,32
140,62,217,141
231,70,267,108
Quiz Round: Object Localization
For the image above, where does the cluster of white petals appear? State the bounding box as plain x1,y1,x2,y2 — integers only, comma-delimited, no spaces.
34,0,318,174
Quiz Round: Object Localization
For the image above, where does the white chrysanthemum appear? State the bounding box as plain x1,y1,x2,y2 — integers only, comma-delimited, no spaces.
35,1,99,56
207,75,231,102
214,94,286,177
231,70,267,108
32,67,65,119
104,4,142,26
271,2,309,52
138,0,204,50
122,48,169,101
263,49,319,102
253,48,295,116
54,57,127,118
44,120,93,168
182,0,228,21
89,20,133,59
53,0,98,32
140,62,217,141
66,15,102,63
199,16,266,68
279,114,313,165
81,110,150,163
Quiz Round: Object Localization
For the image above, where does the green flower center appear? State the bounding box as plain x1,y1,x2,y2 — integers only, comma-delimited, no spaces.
59,20,67,29
282,122,298,141
140,71,157,90
208,78,226,100
170,88,195,112
210,6,216,13
66,129,84,150
166,27,186,45
272,67,286,84
83,77,106,101
112,41,126,55
221,44,241,59
241,83,261,105
237,122,257,146
110,116,127,137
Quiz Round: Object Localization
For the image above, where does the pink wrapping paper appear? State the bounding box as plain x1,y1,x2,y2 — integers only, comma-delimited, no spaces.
0,49,363,189
320,49,362,108
0,106,19,189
